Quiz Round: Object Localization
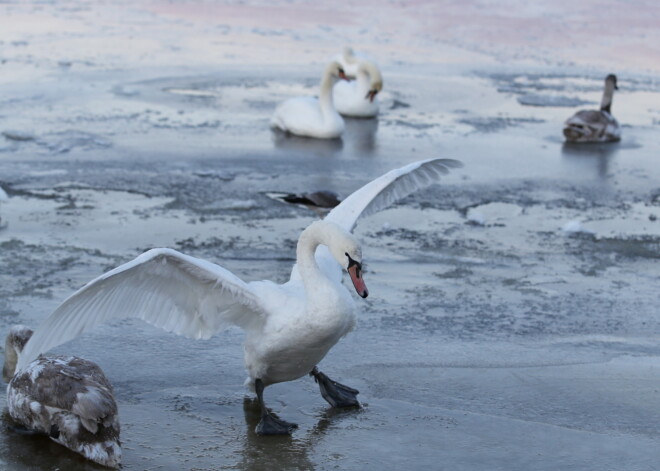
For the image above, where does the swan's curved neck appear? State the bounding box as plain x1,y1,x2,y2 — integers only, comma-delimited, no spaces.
296,225,326,285
357,61,382,93
356,68,371,90
3,344,18,381
600,81,616,113
319,72,338,118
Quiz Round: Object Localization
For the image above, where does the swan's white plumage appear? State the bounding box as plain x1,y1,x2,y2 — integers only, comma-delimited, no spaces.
18,158,461,388
0,185,7,201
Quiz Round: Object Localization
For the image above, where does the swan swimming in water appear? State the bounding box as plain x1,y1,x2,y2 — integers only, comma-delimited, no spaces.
17,158,461,435
270,61,349,139
3,325,121,467
333,48,383,118
563,74,621,143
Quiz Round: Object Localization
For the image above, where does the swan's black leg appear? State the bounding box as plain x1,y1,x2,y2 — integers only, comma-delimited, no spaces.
254,378,298,436
310,367,360,408
6,423,44,436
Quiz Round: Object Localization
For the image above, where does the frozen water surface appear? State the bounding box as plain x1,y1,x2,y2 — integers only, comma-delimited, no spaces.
2,1,660,470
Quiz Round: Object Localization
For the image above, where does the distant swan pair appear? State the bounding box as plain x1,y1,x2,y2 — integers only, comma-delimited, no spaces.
9,158,460,461
270,48,383,139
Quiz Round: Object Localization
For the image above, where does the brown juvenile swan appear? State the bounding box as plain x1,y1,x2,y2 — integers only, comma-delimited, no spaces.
3,325,121,468
563,74,621,143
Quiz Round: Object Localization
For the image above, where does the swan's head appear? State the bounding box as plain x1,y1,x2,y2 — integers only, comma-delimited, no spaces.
605,74,618,90
365,82,382,103
304,220,368,298
3,325,33,381
326,225,368,299
326,61,350,82
359,61,383,102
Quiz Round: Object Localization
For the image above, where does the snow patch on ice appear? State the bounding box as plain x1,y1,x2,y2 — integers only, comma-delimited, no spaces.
561,220,594,234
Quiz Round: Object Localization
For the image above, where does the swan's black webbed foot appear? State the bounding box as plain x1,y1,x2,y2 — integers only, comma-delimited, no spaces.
254,378,298,436
310,367,360,408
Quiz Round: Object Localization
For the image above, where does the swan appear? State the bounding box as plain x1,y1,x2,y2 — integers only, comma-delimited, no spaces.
270,61,349,139
3,325,121,468
333,48,383,118
563,74,621,143
16,158,461,435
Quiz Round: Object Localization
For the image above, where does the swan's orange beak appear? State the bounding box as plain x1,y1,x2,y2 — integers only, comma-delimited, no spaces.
365,90,378,102
348,263,368,298
339,70,351,81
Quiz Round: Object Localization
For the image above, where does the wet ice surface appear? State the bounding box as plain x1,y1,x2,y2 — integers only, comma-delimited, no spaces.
2,1,660,470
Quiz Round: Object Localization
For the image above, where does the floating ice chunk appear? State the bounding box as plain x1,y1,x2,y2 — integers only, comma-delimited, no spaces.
466,210,486,225
202,199,258,211
517,94,591,108
561,220,594,234
466,202,521,226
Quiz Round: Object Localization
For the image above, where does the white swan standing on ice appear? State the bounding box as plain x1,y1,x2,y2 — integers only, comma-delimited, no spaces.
333,48,383,118
3,325,121,468
17,158,461,435
563,74,621,143
270,61,350,139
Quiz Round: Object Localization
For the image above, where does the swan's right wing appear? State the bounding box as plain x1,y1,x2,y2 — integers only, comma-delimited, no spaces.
324,158,462,232
18,248,268,370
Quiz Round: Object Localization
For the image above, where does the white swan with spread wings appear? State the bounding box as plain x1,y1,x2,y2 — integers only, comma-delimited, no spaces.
18,158,461,435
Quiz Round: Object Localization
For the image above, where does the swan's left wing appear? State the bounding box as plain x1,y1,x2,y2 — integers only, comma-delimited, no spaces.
17,248,268,370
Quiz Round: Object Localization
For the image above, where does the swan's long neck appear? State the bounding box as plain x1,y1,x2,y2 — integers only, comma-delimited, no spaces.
319,71,338,119
3,342,18,381
3,326,33,381
296,225,327,289
356,67,371,91
600,80,616,113
357,61,382,94
295,222,347,304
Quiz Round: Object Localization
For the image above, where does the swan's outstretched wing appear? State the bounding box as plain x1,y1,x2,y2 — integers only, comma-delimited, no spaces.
289,158,461,284
18,248,268,370
324,158,462,232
